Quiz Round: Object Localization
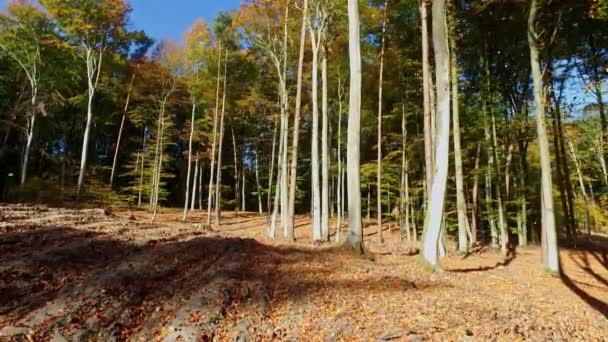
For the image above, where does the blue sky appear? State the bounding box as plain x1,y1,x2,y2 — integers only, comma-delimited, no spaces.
1,0,242,41
127,0,242,40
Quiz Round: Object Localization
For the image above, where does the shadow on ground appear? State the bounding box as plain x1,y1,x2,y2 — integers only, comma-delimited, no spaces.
0,223,427,340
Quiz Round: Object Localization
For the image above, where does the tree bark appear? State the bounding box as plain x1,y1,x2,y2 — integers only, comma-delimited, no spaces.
421,0,433,201
528,0,560,273
421,0,450,270
286,0,309,242
450,36,470,253
206,44,222,227
376,0,389,244
214,51,228,226
345,0,365,253
110,72,136,188
77,46,103,200
321,43,330,241
183,99,197,222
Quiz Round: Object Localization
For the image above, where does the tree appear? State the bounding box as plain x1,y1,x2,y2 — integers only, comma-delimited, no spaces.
182,19,211,222
528,0,559,273
0,1,54,186
345,0,365,253
42,0,132,199
421,0,450,270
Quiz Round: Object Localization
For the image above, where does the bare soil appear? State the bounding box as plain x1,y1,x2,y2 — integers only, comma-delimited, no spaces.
0,205,607,341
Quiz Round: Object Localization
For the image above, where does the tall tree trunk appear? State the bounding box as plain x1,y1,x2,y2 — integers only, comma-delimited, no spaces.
401,98,410,241
191,156,199,211
481,51,498,248
310,25,322,242
77,47,103,200
376,0,389,244
183,99,197,222
321,44,330,241
215,51,228,226
110,72,136,188
231,126,240,214
138,128,146,208
336,75,345,242
206,44,223,228
267,112,278,222
421,0,450,270
286,0,309,242
450,37,470,253
421,0,433,200
279,4,290,238
528,0,559,273
471,143,481,244
345,0,365,253
20,110,36,186
254,149,263,214
569,141,592,240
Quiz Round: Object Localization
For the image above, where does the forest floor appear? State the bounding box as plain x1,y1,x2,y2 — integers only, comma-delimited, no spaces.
0,205,607,341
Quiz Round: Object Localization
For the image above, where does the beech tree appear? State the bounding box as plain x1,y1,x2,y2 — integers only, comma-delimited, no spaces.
42,0,132,199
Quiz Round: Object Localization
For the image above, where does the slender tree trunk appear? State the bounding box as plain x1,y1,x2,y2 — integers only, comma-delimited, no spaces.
569,141,592,240
401,99,410,241
77,47,103,200
310,26,322,241
336,75,344,242
20,111,36,185
191,156,199,211
471,143,481,244
421,0,433,201
321,45,330,241
528,0,559,273
199,161,203,210
269,105,286,239
215,51,228,226
242,167,246,211
206,44,223,227
450,25,470,253
183,100,197,222
376,0,389,244
481,51,498,248
268,113,278,222
254,149,263,214
421,0,450,269
110,72,136,188
346,0,365,253
231,126,240,214
286,0,309,242
138,128,146,208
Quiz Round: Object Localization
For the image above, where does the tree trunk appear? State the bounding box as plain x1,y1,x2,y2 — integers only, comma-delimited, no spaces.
255,149,263,214
267,112,278,222
77,47,103,200
421,0,433,201
450,26,470,253
528,0,560,273
214,51,228,226
110,72,136,188
345,0,365,253
336,75,345,242
376,0,389,244
206,44,223,227
231,126,240,214
421,0,450,270
191,156,199,211
286,0,309,242
183,100,197,222
20,111,36,186
310,25,322,242
321,44,330,241
471,143,481,244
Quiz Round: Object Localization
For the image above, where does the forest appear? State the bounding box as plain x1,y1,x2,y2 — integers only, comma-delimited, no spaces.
0,0,607,340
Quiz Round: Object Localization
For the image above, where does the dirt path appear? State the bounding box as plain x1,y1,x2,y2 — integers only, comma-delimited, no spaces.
1,205,607,341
